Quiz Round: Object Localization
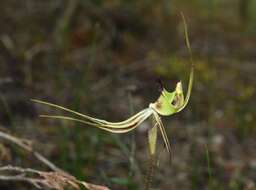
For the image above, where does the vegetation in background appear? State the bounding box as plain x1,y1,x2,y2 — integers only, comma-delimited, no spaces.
0,0,255,189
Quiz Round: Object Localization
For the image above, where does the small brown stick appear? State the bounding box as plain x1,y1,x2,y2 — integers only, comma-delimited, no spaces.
0,165,110,190
0,130,110,190
0,130,62,172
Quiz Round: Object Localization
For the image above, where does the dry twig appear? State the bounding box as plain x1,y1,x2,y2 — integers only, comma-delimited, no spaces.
0,130,62,172
0,130,110,190
0,165,110,190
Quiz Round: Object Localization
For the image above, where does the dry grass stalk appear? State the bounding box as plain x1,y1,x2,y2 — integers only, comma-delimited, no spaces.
0,130,110,190
0,165,110,190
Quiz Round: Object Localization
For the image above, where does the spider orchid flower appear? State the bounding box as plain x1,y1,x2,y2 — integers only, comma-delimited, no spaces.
32,14,194,160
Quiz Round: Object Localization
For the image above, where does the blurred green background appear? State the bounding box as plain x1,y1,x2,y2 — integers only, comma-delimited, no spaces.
0,0,255,189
